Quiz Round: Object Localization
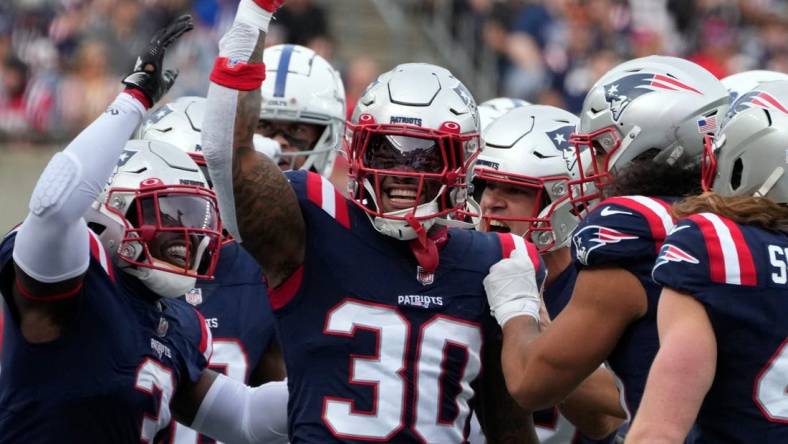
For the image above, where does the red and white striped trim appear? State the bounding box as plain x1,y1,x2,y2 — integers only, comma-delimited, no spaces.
306,172,350,229
689,213,757,286
88,230,115,282
3,224,22,240
497,233,541,267
604,196,675,250
194,309,213,362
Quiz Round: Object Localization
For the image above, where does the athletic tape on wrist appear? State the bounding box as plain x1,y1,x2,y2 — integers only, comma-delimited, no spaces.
235,0,274,32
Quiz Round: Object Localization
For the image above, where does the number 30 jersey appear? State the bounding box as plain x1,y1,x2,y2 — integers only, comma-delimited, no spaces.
273,171,544,443
0,229,211,444
652,213,788,443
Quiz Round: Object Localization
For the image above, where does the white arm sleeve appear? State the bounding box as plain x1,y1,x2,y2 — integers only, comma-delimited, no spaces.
202,0,267,241
13,93,145,282
191,374,289,444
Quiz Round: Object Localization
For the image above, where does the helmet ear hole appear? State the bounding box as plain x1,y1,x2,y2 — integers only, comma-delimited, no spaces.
87,222,107,235
731,158,744,190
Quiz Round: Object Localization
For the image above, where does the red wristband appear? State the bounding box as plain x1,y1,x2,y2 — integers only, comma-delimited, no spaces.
253,0,285,13
210,57,267,91
123,87,152,109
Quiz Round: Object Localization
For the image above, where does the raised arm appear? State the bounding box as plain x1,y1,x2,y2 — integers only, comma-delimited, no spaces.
202,0,305,288
10,17,191,339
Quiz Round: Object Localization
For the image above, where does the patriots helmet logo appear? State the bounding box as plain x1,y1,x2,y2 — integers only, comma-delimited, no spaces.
572,225,638,265
603,73,702,121
653,244,700,276
725,90,788,123
545,124,578,170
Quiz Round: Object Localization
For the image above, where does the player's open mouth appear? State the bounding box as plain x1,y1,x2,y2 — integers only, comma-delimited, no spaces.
483,218,511,233
385,186,420,210
163,242,190,268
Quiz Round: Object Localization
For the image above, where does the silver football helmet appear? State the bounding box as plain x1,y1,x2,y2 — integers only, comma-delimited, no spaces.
705,80,788,204
348,62,479,241
83,140,222,298
467,105,592,251
478,97,530,131
570,56,729,206
260,44,346,176
721,70,788,103
138,96,282,184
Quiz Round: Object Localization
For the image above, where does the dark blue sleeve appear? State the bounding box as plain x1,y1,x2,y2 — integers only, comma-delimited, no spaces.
651,219,711,297
170,302,211,384
571,202,660,269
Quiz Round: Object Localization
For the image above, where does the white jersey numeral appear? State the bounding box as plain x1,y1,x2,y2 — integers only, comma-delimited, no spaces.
755,340,788,423
172,339,250,444
135,358,175,443
322,299,482,442
768,245,788,285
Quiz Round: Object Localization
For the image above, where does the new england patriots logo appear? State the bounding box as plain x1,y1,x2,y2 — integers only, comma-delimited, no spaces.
725,90,788,123
572,225,638,265
545,124,578,170
652,244,699,277
604,73,702,121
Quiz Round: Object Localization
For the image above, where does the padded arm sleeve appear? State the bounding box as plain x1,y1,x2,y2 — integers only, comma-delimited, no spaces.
191,374,289,444
202,2,266,241
13,93,146,283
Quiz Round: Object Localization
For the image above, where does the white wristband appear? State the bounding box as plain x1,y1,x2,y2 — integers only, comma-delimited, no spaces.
235,0,274,33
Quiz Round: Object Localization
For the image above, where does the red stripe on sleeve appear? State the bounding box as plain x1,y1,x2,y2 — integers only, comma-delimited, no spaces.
193,309,212,360
719,217,758,286
525,240,541,270
688,215,726,284
497,233,516,258
15,276,83,302
605,197,668,251
306,172,323,207
269,265,304,310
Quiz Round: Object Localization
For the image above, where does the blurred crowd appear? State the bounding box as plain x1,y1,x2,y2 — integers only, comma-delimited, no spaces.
0,0,345,142
1,0,787,142
427,0,788,112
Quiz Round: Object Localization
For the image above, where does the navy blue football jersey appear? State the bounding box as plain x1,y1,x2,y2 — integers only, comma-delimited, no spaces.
0,228,211,444
273,170,545,443
652,212,788,443
168,240,277,444
571,195,677,418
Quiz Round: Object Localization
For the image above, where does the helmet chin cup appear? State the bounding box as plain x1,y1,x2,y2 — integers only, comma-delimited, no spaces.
125,263,197,299
370,200,440,241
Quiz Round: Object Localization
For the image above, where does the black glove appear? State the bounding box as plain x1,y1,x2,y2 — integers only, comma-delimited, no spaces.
122,14,194,105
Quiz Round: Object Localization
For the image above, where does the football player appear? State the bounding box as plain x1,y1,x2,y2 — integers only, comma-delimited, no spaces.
258,44,346,177
628,80,788,443
477,97,530,130
201,0,546,441
0,17,289,443
468,104,625,444
137,95,286,444
482,56,730,439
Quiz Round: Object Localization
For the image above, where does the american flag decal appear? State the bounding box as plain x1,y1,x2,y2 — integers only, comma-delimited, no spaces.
697,115,717,133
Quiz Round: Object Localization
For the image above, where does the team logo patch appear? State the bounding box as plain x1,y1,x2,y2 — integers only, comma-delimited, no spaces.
545,124,578,170
725,90,788,123
603,73,701,121
417,266,435,286
655,244,700,269
156,317,169,338
573,225,638,265
398,294,444,309
184,288,203,306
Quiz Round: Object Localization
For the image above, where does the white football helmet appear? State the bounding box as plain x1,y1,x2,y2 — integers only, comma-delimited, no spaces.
466,105,592,251
348,62,479,242
704,80,788,204
570,55,729,208
478,97,530,131
721,70,788,103
260,44,346,176
84,140,222,298
138,96,282,185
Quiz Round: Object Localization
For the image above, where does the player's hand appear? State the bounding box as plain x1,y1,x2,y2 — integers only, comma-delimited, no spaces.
483,249,542,327
122,14,194,105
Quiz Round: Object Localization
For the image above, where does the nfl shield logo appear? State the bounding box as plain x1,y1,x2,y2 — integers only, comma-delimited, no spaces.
416,266,435,286
156,317,169,338
185,288,203,306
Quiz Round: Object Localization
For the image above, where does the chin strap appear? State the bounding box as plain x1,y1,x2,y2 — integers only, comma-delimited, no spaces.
406,215,449,274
